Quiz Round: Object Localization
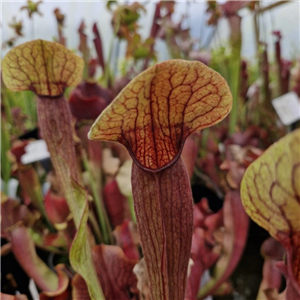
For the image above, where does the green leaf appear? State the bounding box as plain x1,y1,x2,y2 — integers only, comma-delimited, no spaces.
1,119,11,192
69,181,105,300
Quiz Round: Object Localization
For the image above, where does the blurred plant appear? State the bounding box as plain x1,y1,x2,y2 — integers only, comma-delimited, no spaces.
21,0,43,18
53,8,66,46
8,17,23,37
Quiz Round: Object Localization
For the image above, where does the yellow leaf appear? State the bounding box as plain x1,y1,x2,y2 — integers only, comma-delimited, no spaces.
241,129,300,285
89,59,232,171
241,129,300,239
2,39,83,96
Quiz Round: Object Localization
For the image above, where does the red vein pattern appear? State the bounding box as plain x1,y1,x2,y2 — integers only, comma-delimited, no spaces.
89,59,232,172
132,158,193,300
2,39,83,96
241,129,300,287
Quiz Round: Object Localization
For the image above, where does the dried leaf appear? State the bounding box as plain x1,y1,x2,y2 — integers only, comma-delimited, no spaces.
133,258,151,300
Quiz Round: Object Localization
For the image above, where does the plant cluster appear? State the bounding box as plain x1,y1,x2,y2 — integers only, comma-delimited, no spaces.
1,1,299,300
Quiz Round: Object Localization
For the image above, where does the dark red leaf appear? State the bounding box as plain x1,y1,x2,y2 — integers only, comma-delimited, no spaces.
92,244,138,299
10,225,58,292
114,220,140,261
1,198,34,238
181,136,198,179
44,189,70,225
103,180,128,227
198,191,249,299
93,23,105,72
68,82,113,122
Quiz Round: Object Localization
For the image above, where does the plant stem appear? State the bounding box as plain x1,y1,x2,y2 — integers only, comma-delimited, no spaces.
88,210,103,244
127,194,136,223
255,1,290,14
82,150,113,244
37,96,81,226
228,15,242,135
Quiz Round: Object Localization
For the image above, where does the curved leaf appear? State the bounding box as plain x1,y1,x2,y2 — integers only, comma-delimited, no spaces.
197,190,249,299
2,39,83,96
39,264,70,300
89,59,232,172
10,225,58,292
69,181,105,300
241,129,300,292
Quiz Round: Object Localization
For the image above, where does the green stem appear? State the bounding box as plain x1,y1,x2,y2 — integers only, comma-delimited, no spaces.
23,91,36,129
228,15,242,135
88,210,103,244
127,194,136,223
228,58,240,135
2,181,9,195
255,1,290,14
82,150,113,244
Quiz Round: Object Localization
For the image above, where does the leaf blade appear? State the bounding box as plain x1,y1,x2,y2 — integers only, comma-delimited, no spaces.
89,60,232,171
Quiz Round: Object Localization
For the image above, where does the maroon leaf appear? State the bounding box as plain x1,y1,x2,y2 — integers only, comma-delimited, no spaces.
185,228,220,300
72,245,139,300
92,244,139,299
197,190,249,299
68,81,113,122
114,220,140,261
186,199,223,300
44,189,70,225
1,198,34,238
93,23,105,72
72,274,90,300
256,238,284,299
78,21,88,56
181,136,198,179
10,225,58,292
10,140,28,163
103,180,128,227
